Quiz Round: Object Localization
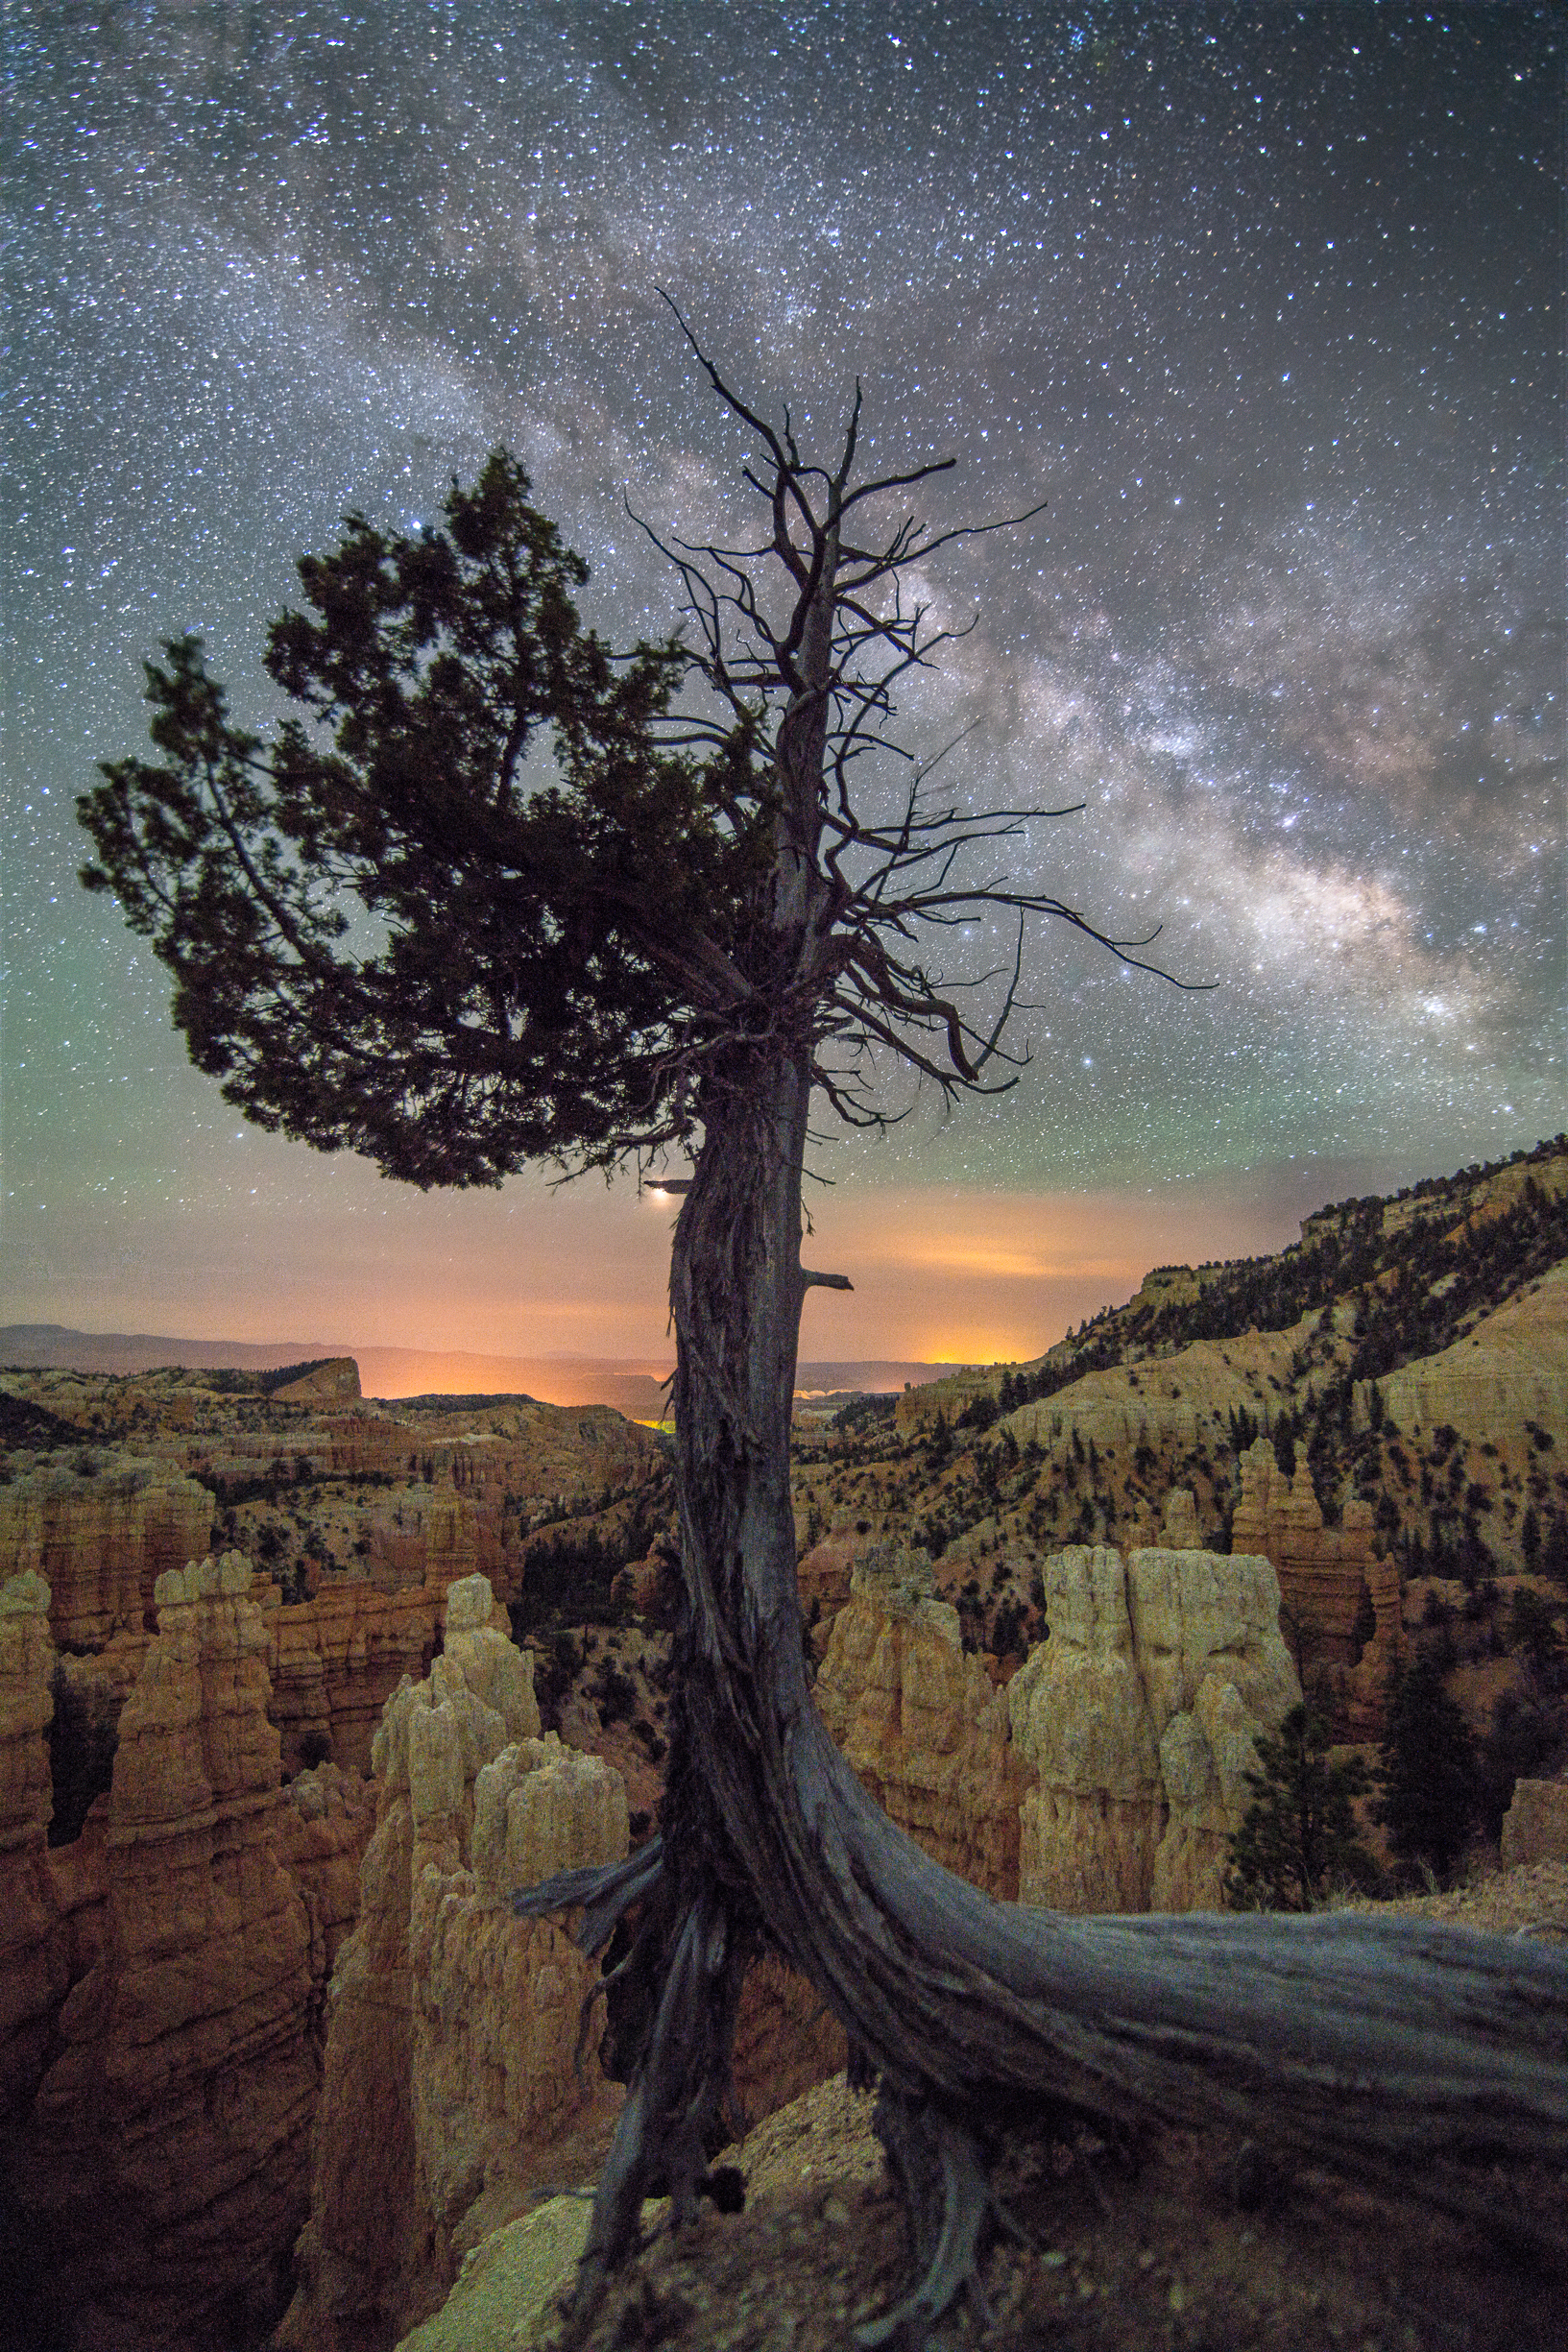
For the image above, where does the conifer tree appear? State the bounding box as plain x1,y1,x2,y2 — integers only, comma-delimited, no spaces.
82,329,1568,2329
1375,1655,1479,1886
1223,1702,1374,1912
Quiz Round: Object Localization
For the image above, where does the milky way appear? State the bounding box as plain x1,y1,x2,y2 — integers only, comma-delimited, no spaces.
4,3,1561,1350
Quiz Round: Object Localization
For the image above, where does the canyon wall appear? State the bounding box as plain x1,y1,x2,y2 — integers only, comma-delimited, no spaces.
1006,1541,1302,1913
283,1572,847,2352
19,1553,322,2348
266,1574,454,1778
0,1524,1317,2348
812,1529,1301,1919
815,1544,1033,1902
280,1573,629,2352
1231,1439,1400,1736
0,1570,67,2122
1500,1777,1568,1869
0,1462,214,1656
1367,1261,1568,1452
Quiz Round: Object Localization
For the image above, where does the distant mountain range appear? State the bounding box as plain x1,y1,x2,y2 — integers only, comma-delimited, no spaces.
0,1325,953,1419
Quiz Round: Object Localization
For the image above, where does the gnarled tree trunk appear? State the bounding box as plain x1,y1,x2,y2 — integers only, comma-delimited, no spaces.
523,1026,1568,2339
514,389,1568,2344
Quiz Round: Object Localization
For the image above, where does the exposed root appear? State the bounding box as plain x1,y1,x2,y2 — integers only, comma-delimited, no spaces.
565,1882,752,2316
857,2093,998,2350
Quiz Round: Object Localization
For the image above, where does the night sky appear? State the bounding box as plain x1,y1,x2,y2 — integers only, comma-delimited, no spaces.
4,3,1561,1372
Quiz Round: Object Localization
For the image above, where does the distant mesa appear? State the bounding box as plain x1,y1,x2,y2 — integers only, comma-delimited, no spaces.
268,1357,362,1403
0,1326,952,1418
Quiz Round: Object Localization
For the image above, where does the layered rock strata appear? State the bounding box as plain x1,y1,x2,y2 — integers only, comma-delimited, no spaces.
22,1552,319,2347
0,1570,67,2119
266,1575,453,1777
1231,1439,1400,1734
795,1529,858,1645
1500,1778,1568,1870
0,1461,214,1653
1368,1260,1568,1452
277,1760,377,1983
1007,1542,1301,1912
280,1574,628,2352
815,1545,1034,1902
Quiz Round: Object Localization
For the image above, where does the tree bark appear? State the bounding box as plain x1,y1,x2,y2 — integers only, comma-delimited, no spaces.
529,1028,1568,2338
517,451,1568,2340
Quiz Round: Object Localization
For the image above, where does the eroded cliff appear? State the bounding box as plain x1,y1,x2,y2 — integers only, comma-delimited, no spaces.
1007,1540,1301,1912
280,1573,627,2352
19,1554,321,2347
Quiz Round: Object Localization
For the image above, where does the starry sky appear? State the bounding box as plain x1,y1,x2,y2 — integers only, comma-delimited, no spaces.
4,2,1561,1375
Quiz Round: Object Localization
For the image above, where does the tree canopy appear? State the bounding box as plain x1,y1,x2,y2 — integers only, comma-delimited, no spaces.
81,453,768,1183
83,361,1161,1194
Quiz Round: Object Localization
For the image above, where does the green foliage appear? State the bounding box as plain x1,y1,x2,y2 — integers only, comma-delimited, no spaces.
1511,1587,1566,1688
1542,1512,1568,1586
0,1393,86,1452
1223,1702,1374,1912
1480,1687,1560,1840
590,1658,639,1725
991,1597,1029,1661
525,1626,583,1731
1226,1405,1259,1457
1374,1655,1480,1885
829,1393,898,1436
79,452,773,1185
956,1392,999,1434
513,1527,626,1629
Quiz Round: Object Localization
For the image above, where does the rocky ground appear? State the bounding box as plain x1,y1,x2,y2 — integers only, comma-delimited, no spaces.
407,1867,1568,2352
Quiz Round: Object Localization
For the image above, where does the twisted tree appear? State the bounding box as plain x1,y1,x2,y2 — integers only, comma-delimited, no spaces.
83,328,1568,2344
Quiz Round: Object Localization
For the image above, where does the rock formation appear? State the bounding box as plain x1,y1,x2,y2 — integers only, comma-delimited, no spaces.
363,1485,487,1589
272,1357,363,1403
1007,1542,1301,1912
814,1545,1035,1902
1500,1777,1568,1870
1230,1439,1400,1735
266,1574,454,1777
795,1528,858,1646
1158,1486,1202,1550
0,1460,214,1654
281,1572,848,2350
1368,1260,1568,1453
0,1570,67,2121
277,1760,377,1983
280,1573,629,2352
899,1313,1315,1445
21,1552,320,2347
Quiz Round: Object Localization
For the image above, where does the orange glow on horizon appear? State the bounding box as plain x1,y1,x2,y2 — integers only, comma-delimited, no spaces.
22,1158,1320,1382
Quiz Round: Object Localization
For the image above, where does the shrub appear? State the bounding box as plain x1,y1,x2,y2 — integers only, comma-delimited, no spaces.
1374,1656,1479,1884
1511,1587,1566,1688
591,1658,639,1725
1223,1703,1374,1912
1480,1688,1559,1840
1542,1511,1568,1586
